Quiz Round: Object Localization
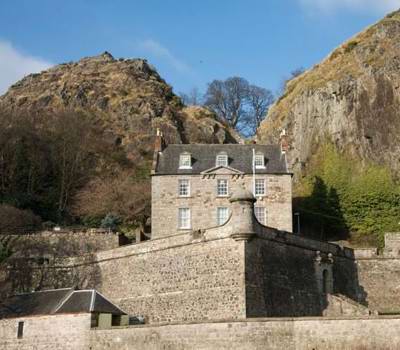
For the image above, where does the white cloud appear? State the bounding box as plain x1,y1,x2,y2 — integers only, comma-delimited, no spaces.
300,0,400,15
0,40,52,95
138,39,192,74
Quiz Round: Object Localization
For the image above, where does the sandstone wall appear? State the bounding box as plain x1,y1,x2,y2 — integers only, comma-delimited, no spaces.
3,314,400,350
245,229,364,317
151,173,292,238
0,313,91,350
95,232,246,323
89,317,400,350
355,257,400,313
3,230,120,257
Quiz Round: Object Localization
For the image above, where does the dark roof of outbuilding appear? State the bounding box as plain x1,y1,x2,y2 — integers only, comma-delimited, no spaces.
0,288,126,319
155,144,288,175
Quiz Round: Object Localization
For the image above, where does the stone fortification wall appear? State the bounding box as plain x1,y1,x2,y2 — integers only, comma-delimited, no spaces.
3,314,400,350
95,228,246,323
2,198,400,322
0,314,91,350
0,230,118,297
4,229,120,257
354,257,400,313
245,226,363,317
151,173,292,238
89,316,400,350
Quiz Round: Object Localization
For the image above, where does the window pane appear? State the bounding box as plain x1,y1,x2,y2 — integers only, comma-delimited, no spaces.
217,207,229,225
255,179,265,196
179,179,190,196
216,154,228,167
217,179,228,196
255,207,266,225
254,154,264,167
179,154,191,168
178,208,191,229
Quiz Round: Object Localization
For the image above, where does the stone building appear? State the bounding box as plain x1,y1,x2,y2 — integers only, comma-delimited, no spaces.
0,287,130,349
151,132,293,238
3,134,400,349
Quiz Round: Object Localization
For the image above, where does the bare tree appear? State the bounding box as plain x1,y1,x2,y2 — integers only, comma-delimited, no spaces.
243,85,275,135
204,77,249,129
179,87,202,106
204,77,274,136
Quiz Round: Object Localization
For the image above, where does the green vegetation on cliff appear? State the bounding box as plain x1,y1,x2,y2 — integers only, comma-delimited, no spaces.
295,144,400,246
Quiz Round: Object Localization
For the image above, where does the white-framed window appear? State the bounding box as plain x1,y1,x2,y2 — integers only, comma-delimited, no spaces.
217,179,229,196
179,153,192,169
217,207,229,225
255,207,266,225
216,152,228,167
178,179,190,197
178,208,191,229
255,178,266,196
254,153,265,168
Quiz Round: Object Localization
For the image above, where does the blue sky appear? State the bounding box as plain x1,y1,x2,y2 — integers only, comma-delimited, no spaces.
0,0,399,95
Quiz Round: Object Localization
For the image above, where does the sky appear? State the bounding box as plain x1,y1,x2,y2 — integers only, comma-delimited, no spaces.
0,0,400,95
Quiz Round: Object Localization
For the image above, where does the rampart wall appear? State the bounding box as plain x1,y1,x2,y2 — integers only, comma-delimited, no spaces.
3,314,400,350
2,201,400,321
89,317,400,350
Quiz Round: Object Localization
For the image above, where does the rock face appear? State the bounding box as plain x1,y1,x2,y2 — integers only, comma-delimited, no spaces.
257,11,400,176
0,52,239,161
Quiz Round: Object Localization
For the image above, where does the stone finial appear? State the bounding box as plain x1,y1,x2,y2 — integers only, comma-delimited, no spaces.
315,251,322,265
229,189,256,241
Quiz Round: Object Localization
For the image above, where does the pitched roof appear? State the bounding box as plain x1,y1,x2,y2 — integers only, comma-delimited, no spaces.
154,144,288,175
0,288,126,319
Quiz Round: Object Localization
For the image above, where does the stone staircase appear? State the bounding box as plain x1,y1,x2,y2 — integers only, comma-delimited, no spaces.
323,293,370,316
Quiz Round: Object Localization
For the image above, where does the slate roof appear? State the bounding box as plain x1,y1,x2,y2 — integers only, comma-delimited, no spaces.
155,144,288,175
0,288,126,319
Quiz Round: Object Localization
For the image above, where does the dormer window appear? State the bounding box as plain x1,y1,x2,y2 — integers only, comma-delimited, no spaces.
179,153,192,169
216,152,228,167
254,153,265,169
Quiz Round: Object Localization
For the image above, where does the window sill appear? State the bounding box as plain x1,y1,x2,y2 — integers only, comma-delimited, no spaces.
217,195,230,198
178,196,192,198
179,166,192,170
255,195,266,199
178,228,191,230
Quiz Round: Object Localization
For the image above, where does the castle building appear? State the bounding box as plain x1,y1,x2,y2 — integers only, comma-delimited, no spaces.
151,132,293,239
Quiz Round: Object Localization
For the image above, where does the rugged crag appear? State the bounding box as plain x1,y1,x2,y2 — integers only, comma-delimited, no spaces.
257,10,400,176
0,52,239,162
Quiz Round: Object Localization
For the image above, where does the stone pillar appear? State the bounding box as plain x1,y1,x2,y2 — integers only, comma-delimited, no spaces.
229,189,257,241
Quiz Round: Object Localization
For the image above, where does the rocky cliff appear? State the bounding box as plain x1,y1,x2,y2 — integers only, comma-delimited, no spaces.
257,10,400,176
0,52,239,227
0,52,239,162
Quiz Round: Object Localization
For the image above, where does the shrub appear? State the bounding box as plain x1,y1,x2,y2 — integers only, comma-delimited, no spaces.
295,143,400,246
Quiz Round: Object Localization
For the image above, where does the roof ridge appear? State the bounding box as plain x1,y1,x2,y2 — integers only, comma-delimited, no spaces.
52,288,75,314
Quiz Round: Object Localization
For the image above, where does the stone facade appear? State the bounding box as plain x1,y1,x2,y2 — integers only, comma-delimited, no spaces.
0,314,91,350
89,317,400,350
3,314,400,350
152,173,292,238
0,194,366,324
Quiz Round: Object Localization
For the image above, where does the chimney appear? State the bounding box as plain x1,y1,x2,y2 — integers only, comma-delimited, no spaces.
154,128,166,153
152,128,166,174
280,129,289,154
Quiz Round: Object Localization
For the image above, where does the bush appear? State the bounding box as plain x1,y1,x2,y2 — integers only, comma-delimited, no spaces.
100,214,121,232
0,205,42,234
295,143,400,246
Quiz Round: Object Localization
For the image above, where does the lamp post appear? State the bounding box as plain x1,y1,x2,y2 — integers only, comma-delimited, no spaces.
294,212,300,235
